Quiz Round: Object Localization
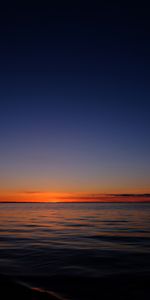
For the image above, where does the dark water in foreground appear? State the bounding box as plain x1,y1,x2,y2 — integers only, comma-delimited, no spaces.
0,203,150,299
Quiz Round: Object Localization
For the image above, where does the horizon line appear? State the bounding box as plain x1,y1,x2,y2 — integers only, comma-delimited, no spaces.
0,201,150,204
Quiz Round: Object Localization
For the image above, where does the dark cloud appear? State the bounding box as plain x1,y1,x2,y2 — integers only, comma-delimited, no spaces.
22,191,42,194
111,194,150,198
54,194,150,201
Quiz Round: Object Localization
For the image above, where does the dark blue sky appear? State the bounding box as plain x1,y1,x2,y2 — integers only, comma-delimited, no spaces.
0,2,150,194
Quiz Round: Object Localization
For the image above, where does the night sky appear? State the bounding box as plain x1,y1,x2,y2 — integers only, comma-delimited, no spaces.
0,2,150,201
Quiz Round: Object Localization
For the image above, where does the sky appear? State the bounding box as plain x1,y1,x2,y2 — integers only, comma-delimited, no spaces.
0,2,150,202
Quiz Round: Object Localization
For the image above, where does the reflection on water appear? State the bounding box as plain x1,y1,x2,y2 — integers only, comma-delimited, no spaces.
0,203,150,277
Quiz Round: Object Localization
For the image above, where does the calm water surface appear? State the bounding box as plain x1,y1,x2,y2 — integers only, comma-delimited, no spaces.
0,203,150,279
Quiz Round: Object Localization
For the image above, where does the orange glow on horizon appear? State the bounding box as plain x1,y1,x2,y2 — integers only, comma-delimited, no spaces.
0,190,150,203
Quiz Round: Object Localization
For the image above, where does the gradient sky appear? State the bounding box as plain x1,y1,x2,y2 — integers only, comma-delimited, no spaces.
0,3,150,201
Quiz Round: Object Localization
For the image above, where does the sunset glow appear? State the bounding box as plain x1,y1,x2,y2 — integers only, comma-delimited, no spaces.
0,190,150,203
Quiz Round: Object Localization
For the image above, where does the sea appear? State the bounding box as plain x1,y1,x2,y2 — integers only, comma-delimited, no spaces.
0,202,150,299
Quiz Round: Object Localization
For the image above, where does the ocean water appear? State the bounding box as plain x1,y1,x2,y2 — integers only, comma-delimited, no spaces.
0,202,150,299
